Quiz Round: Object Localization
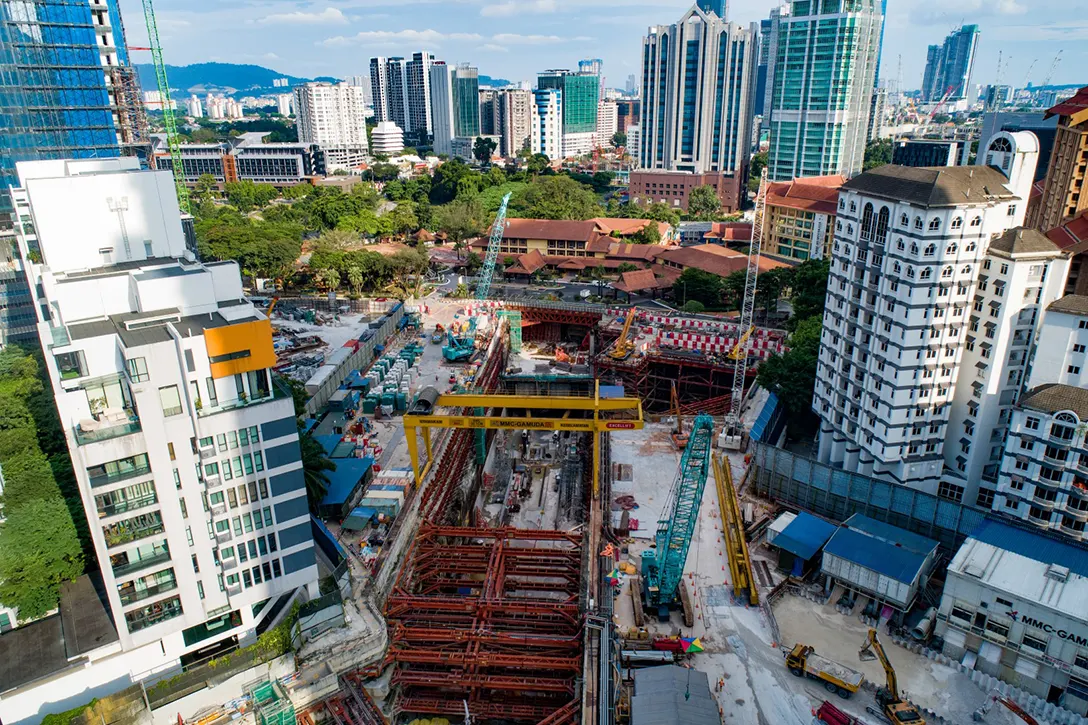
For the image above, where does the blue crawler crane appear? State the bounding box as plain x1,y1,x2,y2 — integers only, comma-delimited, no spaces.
641,413,715,621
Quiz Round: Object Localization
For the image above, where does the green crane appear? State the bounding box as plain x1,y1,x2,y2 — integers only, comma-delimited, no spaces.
140,0,190,214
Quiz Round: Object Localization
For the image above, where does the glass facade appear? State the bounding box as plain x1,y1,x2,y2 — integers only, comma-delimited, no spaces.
452,65,480,139
0,0,132,191
538,71,599,135
766,0,882,181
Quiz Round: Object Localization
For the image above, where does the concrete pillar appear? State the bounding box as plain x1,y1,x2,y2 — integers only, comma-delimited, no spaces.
817,424,834,462
857,453,874,476
829,435,847,466
843,445,860,471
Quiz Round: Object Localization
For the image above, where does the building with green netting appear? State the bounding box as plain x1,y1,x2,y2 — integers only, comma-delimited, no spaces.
765,0,884,181
248,680,294,725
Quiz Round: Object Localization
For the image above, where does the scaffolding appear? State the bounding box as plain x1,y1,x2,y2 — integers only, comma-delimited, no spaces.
247,680,295,725
109,66,152,158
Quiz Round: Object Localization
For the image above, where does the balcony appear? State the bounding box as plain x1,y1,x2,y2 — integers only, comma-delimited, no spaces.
195,378,291,418
198,445,217,460
97,494,157,519
125,596,183,633
119,579,178,607
75,415,141,446
204,473,223,489
210,502,227,516
112,549,171,578
215,529,232,543
49,325,70,348
103,514,165,548
225,583,243,596
221,557,237,571
89,461,151,488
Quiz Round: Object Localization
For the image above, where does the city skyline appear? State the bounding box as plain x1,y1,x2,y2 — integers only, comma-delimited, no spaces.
119,0,1085,91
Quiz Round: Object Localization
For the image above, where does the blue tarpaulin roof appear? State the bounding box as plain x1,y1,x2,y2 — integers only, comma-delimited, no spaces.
318,456,375,507
749,392,779,443
824,515,938,585
300,418,319,435
314,434,341,456
970,518,1088,577
774,512,836,561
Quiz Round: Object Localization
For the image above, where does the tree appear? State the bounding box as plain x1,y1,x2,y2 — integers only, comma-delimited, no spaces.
631,221,661,245
617,262,638,274
672,268,722,307
721,270,747,311
224,180,278,212
434,198,486,258
789,258,831,323
611,131,627,149
0,496,84,620
687,185,722,221
430,157,477,204
380,201,419,239
863,138,893,171
755,267,789,320
756,315,823,435
465,252,483,275
347,266,364,297
315,267,341,292
526,153,551,176
682,300,705,314
513,175,602,220
195,174,218,205
316,229,358,251
748,151,768,193
370,163,401,182
299,432,335,513
473,136,498,164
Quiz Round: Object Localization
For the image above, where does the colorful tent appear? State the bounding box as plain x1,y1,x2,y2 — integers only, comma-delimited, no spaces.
680,637,703,653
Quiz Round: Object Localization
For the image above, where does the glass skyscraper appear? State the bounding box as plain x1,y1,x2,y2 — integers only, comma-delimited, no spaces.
0,0,141,343
452,64,480,138
538,70,599,135
921,25,980,103
765,0,883,181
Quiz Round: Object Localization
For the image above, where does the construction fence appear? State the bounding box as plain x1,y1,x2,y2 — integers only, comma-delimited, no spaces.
749,442,986,553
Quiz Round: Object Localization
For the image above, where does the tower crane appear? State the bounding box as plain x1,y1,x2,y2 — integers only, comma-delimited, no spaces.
1041,51,1064,89
641,413,715,621
138,0,190,214
723,169,767,445
859,628,926,725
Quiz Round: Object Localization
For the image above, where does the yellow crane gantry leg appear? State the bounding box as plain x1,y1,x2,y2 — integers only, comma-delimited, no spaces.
713,453,759,605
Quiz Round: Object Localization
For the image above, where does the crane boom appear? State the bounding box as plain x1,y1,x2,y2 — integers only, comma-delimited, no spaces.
859,628,926,725
140,0,190,214
610,312,638,359
860,628,900,699
475,192,512,301
725,169,768,436
641,414,715,615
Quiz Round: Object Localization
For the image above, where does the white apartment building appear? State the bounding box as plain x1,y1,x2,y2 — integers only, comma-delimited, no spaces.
596,100,618,150
276,94,292,117
531,89,562,160
430,62,455,157
814,131,1056,509
185,97,203,119
561,132,596,159
371,121,404,157
10,158,318,660
497,89,532,158
628,125,641,169
293,82,367,147
994,295,1088,539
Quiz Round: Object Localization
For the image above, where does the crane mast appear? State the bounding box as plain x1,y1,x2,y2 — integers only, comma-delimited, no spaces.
475,192,512,301
139,0,190,214
641,413,715,618
725,169,768,439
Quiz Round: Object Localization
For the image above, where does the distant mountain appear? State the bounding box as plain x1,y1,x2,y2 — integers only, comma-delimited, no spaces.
135,63,340,97
480,75,513,88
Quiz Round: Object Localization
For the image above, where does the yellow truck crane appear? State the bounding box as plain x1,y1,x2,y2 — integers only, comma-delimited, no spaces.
859,628,926,725
785,644,864,699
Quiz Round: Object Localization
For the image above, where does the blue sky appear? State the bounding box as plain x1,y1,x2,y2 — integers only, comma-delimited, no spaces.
120,0,1086,91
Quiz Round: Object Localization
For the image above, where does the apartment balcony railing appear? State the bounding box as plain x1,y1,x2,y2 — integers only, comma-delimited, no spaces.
125,597,182,633
97,494,157,519
89,462,151,488
104,520,165,548
195,379,291,418
75,416,142,446
119,580,177,607
112,550,171,578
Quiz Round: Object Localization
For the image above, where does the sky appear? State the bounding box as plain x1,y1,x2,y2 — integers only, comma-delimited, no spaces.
119,0,1086,91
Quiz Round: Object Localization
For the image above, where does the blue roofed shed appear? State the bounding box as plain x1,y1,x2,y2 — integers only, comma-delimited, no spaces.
317,455,375,520
821,514,939,612
770,511,837,576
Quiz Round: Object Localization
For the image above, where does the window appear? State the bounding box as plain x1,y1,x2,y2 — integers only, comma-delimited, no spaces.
985,619,1010,639
914,217,923,230
938,482,965,504
168,442,176,461
950,605,973,623
248,540,258,558
970,216,981,227
928,218,940,231
239,428,250,446
243,570,252,588
1025,417,1040,430
248,481,258,501
238,543,248,562
126,357,149,383
264,507,273,527
258,537,268,556
1008,204,1017,217
254,452,264,472
243,513,253,533
951,218,962,230
1000,264,1009,275
237,483,248,506
227,489,238,508
268,533,278,552
1075,344,1086,354
1022,634,1048,653
232,517,243,536
899,213,908,227
1070,366,1082,375
258,479,269,499
227,431,238,449
159,385,183,417
976,488,995,509
222,460,232,481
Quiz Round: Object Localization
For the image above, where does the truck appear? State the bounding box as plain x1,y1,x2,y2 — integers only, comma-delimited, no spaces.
784,644,864,698
816,701,873,725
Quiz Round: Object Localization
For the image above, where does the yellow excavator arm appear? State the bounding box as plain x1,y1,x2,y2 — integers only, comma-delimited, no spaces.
860,628,899,699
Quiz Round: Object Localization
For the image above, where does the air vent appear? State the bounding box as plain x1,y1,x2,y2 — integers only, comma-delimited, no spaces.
1046,564,1070,583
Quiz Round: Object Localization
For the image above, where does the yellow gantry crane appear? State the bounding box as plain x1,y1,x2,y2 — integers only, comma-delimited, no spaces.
712,453,758,605
403,382,644,496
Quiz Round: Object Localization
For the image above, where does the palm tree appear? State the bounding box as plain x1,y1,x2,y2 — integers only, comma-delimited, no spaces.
347,266,364,297
299,433,336,512
316,267,341,293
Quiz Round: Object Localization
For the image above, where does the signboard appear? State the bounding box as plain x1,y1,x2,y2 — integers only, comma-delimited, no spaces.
605,422,636,430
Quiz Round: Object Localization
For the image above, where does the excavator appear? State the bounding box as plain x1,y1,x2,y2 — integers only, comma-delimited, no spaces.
859,628,926,725
609,312,637,360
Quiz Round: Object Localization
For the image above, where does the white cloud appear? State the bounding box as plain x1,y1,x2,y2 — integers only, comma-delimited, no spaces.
258,7,348,25
481,0,556,17
480,43,510,52
491,33,565,45
996,0,1027,14
319,29,483,47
